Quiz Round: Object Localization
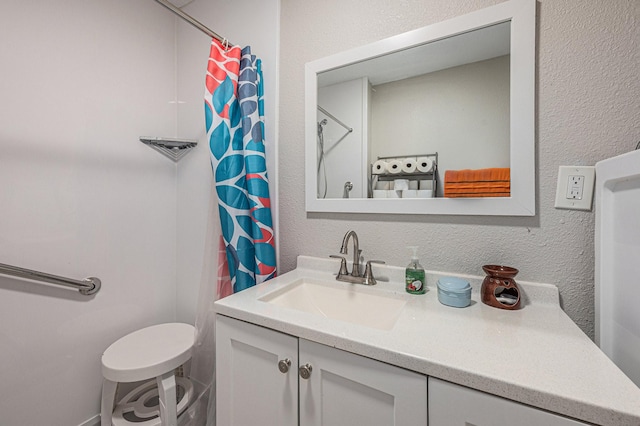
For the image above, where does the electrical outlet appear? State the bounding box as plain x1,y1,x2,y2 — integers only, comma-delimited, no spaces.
555,166,595,210
566,175,584,199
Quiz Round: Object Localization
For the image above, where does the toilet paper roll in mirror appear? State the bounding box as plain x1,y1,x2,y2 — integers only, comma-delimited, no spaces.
372,160,388,175
387,160,403,174
401,158,417,174
419,180,433,190
393,179,410,191
375,180,390,190
416,157,434,173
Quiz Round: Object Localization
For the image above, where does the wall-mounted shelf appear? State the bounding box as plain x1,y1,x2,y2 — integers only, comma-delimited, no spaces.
139,137,198,162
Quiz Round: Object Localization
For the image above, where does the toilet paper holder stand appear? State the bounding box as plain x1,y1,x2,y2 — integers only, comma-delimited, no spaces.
370,152,438,197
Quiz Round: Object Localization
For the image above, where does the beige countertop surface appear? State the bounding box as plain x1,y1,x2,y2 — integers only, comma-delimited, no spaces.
213,256,640,426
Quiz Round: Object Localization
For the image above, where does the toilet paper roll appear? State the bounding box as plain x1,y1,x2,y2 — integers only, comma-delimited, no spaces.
372,190,387,198
419,179,433,190
386,160,403,174
386,189,401,198
416,157,434,173
417,189,434,198
402,190,418,198
375,180,390,190
401,158,418,174
393,179,410,191
372,160,388,175
409,180,419,190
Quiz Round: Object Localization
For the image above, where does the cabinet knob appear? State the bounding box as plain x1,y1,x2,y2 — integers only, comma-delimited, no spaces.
299,363,313,379
278,358,292,373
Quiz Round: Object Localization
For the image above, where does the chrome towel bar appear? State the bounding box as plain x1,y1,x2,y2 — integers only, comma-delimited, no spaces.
0,262,101,295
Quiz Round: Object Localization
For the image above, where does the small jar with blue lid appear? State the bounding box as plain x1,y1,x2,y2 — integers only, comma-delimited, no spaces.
436,276,472,308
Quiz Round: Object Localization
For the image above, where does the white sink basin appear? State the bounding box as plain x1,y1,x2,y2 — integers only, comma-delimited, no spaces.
259,278,408,331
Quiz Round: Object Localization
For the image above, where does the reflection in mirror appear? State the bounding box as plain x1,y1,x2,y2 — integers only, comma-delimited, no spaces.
318,23,511,200
305,0,535,215
370,53,510,199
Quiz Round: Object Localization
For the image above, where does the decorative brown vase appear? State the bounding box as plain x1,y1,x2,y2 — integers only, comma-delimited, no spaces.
481,265,521,310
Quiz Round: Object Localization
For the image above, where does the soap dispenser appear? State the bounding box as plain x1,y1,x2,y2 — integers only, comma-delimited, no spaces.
405,246,426,294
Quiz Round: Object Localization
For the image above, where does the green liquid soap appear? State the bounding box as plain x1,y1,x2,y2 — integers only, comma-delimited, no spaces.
405,246,426,294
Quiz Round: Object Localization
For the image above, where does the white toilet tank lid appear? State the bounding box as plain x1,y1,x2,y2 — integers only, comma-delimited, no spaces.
595,149,640,388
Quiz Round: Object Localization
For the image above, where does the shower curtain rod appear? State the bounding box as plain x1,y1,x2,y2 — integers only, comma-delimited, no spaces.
318,105,353,133
153,0,233,46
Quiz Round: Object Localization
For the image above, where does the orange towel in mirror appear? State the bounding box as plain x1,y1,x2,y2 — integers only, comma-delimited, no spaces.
444,168,510,183
444,168,510,198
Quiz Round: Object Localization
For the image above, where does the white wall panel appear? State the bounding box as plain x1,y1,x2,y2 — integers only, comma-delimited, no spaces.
0,1,178,424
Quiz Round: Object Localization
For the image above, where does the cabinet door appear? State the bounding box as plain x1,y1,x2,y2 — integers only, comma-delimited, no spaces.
299,339,427,426
216,315,298,426
429,377,588,426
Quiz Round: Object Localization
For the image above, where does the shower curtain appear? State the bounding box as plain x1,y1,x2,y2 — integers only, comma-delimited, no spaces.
187,38,276,426
205,39,276,295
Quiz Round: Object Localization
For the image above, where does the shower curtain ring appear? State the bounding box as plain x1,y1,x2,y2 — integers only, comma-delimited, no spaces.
222,37,229,50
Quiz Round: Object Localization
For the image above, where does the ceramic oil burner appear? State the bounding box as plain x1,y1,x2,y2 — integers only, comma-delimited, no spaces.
481,265,521,310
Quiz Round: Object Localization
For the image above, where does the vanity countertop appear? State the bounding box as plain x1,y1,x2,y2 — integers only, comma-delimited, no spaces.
212,256,640,426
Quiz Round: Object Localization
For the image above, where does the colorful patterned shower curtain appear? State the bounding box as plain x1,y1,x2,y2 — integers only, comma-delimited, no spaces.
205,39,276,297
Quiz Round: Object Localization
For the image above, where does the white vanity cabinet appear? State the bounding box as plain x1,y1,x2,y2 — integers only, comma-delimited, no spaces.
428,378,589,426
212,256,640,425
299,339,427,426
216,315,428,426
216,314,298,426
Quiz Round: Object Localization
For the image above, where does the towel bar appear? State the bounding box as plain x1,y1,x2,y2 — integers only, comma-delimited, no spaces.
0,262,101,295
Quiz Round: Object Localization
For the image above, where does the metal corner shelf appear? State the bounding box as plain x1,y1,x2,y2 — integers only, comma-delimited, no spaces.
139,137,198,162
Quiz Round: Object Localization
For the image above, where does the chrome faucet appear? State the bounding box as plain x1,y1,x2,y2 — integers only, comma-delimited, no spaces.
340,230,361,276
343,181,353,198
331,230,385,285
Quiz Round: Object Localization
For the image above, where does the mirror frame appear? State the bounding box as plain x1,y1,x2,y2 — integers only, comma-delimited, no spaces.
305,0,535,216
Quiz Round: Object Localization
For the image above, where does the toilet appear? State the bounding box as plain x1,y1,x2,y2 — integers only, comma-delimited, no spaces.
595,149,640,388
101,323,196,426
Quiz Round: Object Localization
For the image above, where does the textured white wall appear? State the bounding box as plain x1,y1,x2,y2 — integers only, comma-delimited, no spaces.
0,1,178,425
279,0,640,337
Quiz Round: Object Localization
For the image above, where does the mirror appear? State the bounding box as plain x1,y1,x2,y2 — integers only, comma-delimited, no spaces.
305,0,535,216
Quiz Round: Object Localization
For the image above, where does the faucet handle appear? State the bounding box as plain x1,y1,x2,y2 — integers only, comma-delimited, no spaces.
329,255,349,277
363,260,386,285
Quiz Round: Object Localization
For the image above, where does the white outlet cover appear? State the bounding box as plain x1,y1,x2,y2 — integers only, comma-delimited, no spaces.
554,166,596,210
